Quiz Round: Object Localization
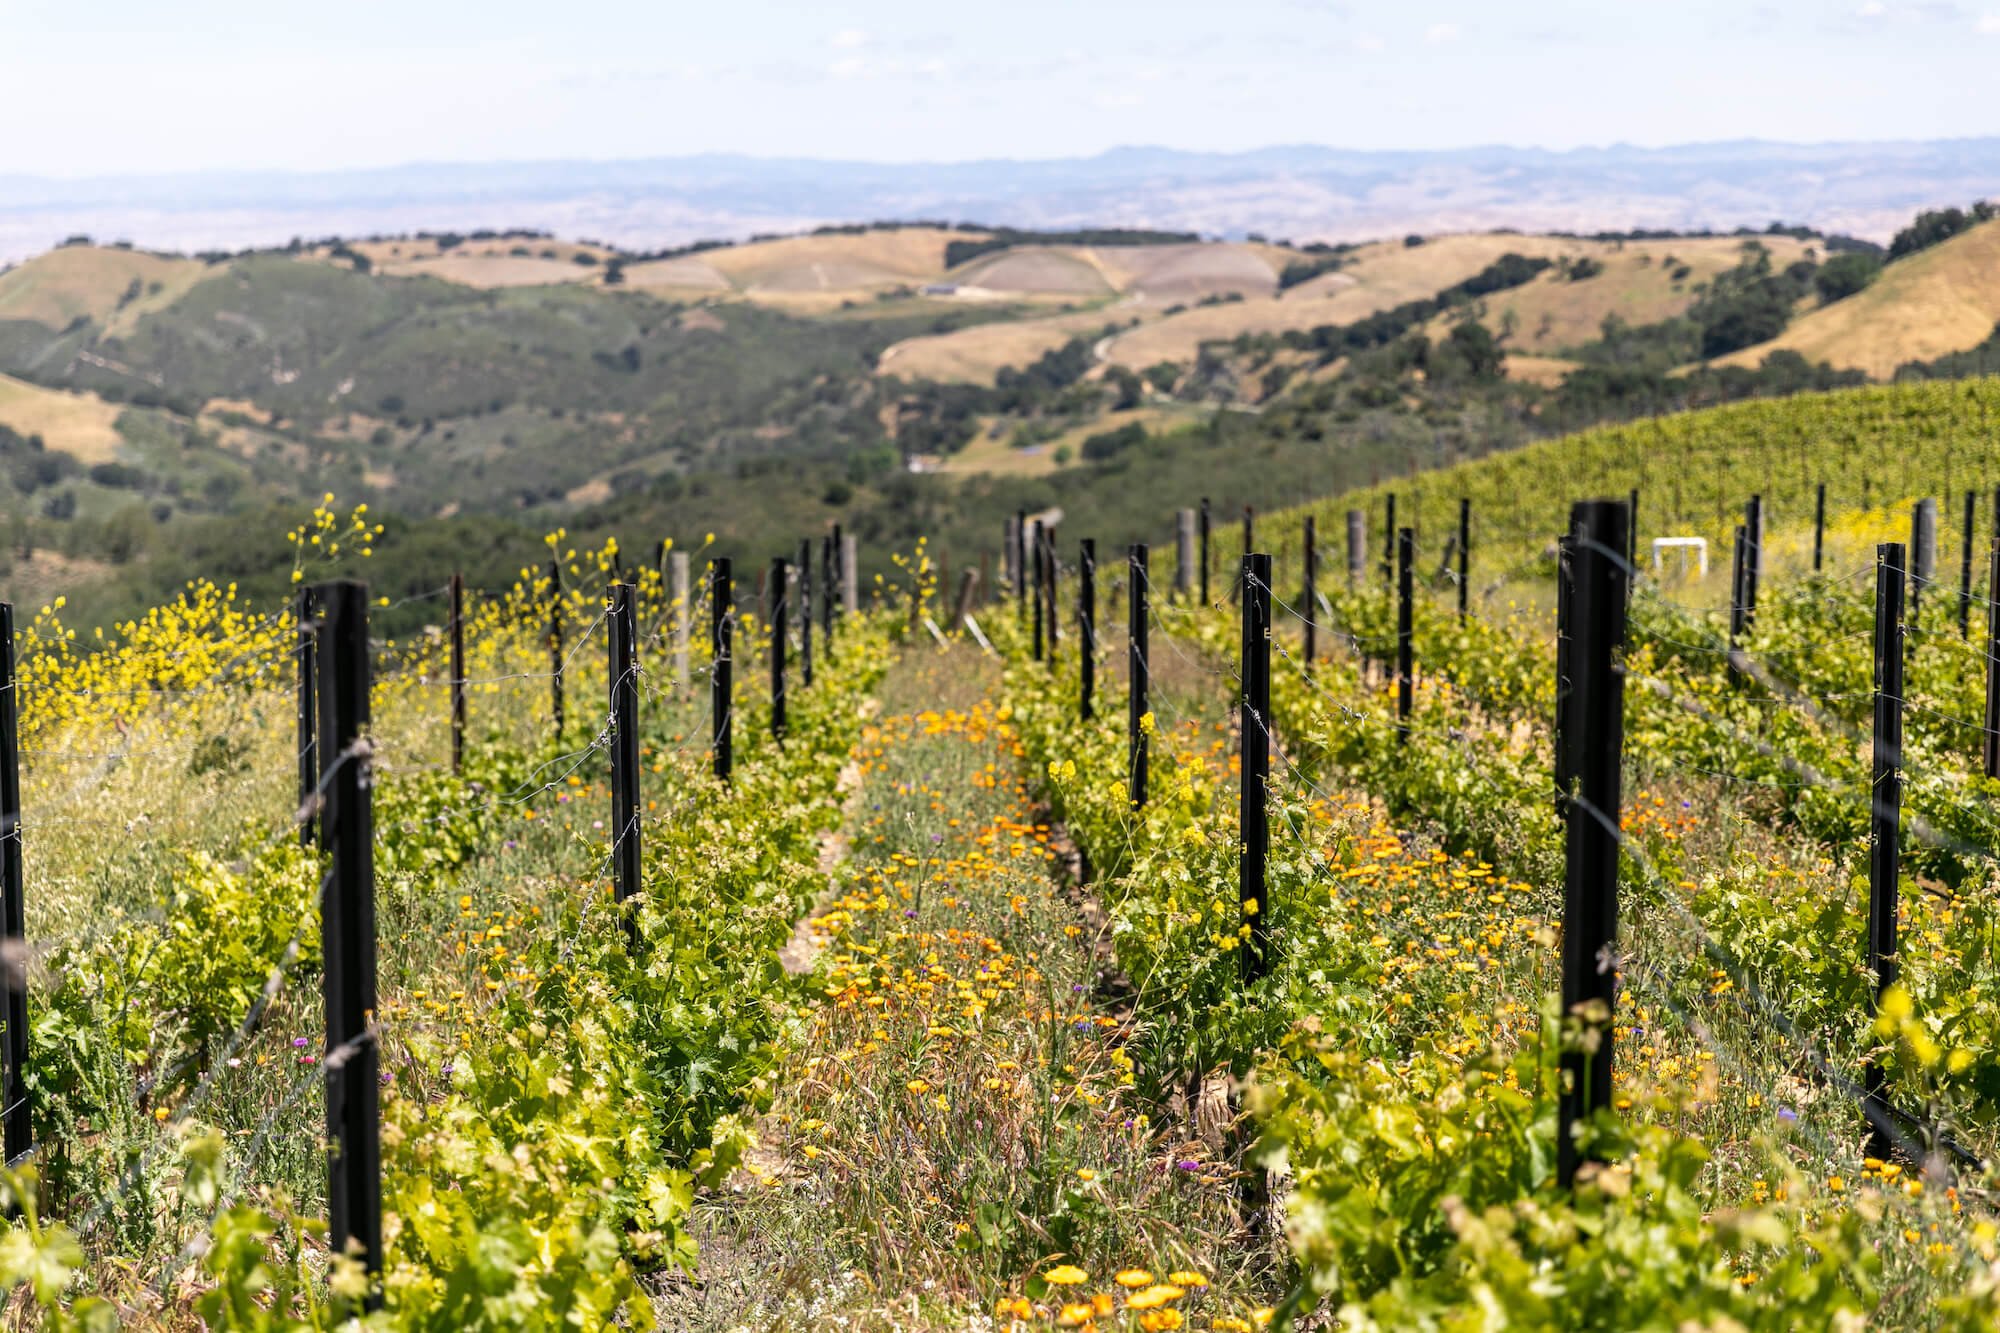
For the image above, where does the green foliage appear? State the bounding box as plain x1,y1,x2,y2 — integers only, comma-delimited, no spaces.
1888,203,1996,260
1687,244,1817,358
1257,1015,1881,1331
1815,251,1882,304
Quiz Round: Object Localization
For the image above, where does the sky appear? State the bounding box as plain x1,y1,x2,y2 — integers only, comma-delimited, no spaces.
4,0,1999,177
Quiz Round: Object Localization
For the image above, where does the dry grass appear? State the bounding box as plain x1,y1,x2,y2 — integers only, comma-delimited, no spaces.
0,372,127,463
377,254,597,288
0,246,207,335
620,255,733,293
1502,354,1582,386
1076,244,1282,300
1104,233,1589,367
706,227,982,291
933,406,1201,478
658,652,1284,1328
879,306,1127,385
1436,234,1818,355
1712,218,2000,378
955,248,1116,297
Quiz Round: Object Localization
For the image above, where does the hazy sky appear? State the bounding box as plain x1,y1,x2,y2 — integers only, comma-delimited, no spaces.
5,0,1998,176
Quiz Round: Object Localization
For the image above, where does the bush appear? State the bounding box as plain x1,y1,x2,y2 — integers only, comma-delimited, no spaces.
1815,252,1882,304
1081,422,1147,461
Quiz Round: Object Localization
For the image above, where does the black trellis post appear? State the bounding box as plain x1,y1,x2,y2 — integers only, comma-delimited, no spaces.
0,605,29,1169
609,580,641,939
1235,505,1253,604
1240,552,1272,983
316,580,381,1297
828,525,842,646
1199,498,1211,606
549,557,564,741
1962,491,1977,639
1554,532,1573,817
1865,541,1906,1159
1555,499,1630,1191
1813,482,1827,574
1381,493,1396,586
297,588,318,848
1079,539,1096,721
1302,515,1317,664
1986,539,2000,779
1457,497,1471,621
1742,494,1763,634
1727,524,1748,688
799,540,813,688
1128,544,1149,808
1396,526,1413,743
448,573,465,775
711,558,733,782
770,556,788,740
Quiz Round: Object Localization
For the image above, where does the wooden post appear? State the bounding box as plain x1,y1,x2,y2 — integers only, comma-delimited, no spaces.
953,568,979,629
1016,509,1029,619
1302,516,1317,664
315,580,381,1295
841,532,858,617
1043,524,1060,656
1346,509,1364,585
1031,520,1045,662
1555,499,1631,1190
670,551,691,691
1079,539,1097,721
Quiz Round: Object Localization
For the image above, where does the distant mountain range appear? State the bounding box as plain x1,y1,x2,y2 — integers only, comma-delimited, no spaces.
6,138,2000,265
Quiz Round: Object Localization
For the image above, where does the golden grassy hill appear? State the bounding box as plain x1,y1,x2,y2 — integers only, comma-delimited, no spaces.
1712,220,2000,378
1102,233,1594,368
1439,234,1817,355
0,246,208,336
305,237,617,288
878,307,1122,385
704,227,983,291
0,373,127,463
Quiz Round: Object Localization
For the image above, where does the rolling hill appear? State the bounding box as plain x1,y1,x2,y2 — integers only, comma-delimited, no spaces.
0,204,1992,641
1712,219,2000,378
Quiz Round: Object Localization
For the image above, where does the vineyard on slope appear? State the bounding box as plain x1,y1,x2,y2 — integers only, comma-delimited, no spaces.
6,377,2000,1328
